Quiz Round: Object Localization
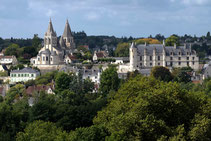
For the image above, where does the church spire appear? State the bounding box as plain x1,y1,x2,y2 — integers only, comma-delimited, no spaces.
63,19,72,37
47,18,55,34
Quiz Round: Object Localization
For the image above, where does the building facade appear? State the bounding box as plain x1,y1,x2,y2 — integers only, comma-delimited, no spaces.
31,19,76,68
130,42,199,71
10,68,40,83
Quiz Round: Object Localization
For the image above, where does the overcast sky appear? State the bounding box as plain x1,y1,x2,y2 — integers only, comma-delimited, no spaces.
0,0,211,38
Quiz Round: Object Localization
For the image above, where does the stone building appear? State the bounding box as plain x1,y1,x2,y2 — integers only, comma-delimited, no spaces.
10,68,40,83
130,42,199,71
31,19,76,68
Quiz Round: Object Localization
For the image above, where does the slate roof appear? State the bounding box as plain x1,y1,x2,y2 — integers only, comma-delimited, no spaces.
135,44,196,56
63,20,72,37
11,68,40,74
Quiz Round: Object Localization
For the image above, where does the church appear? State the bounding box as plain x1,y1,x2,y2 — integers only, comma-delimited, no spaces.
129,42,199,71
31,19,75,68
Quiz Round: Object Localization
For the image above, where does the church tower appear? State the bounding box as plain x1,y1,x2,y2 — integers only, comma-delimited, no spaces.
44,19,57,51
62,19,75,49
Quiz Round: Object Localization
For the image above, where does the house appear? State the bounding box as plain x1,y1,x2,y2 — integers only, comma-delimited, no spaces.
25,85,54,96
82,69,101,84
111,57,129,64
93,51,109,61
64,54,77,64
0,55,18,65
10,68,40,83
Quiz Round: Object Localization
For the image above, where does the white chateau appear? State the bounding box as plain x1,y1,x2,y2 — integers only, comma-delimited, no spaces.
129,42,199,71
31,19,75,68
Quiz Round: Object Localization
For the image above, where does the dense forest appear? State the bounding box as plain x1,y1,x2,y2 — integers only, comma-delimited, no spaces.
1,66,211,140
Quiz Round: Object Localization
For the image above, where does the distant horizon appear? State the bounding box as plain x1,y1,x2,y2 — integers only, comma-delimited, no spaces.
1,0,211,39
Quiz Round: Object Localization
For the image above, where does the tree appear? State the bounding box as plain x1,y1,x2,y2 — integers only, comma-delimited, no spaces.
69,125,108,141
172,67,192,83
165,35,179,46
55,72,71,93
115,43,129,57
151,66,173,82
93,76,209,140
99,66,120,94
16,120,69,141
207,32,211,39
4,43,21,57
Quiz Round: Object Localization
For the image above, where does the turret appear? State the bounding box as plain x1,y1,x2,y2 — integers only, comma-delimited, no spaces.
130,42,138,71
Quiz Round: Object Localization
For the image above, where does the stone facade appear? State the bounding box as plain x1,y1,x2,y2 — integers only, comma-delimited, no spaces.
130,42,199,71
31,19,75,68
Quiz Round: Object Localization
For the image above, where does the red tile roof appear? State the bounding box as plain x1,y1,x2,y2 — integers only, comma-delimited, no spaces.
25,85,54,96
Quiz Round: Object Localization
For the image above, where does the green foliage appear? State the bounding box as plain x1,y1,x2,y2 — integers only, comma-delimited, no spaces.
165,35,179,46
94,76,209,140
16,120,69,141
0,71,8,77
151,66,173,82
55,72,71,92
99,66,120,94
69,125,108,141
172,67,192,83
4,43,21,57
5,84,25,104
35,71,57,85
115,42,129,57
97,58,115,62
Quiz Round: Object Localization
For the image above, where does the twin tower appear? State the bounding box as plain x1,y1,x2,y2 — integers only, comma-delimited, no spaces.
44,19,75,51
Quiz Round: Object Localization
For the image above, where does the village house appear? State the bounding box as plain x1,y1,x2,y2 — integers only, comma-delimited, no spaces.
10,68,40,83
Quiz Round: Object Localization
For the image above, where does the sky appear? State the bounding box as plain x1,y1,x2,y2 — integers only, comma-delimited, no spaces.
0,0,211,38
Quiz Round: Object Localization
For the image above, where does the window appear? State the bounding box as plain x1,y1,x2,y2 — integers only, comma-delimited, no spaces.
43,57,45,61
178,57,181,60
25,74,27,77
158,63,160,66
18,74,20,77
170,57,173,61
31,74,34,77
179,52,181,55
150,56,152,61
187,57,189,60
14,74,16,77
46,56,48,61
178,62,181,65
171,52,173,55
158,56,160,60
150,63,152,66
193,57,195,60
51,57,53,61
187,52,189,55
192,62,195,65
140,56,142,61
38,57,40,61
187,62,189,66
140,63,142,66
21,74,23,77
170,62,173,66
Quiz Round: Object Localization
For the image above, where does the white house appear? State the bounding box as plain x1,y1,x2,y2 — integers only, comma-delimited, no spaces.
10,68,40,83
0,55,18,65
